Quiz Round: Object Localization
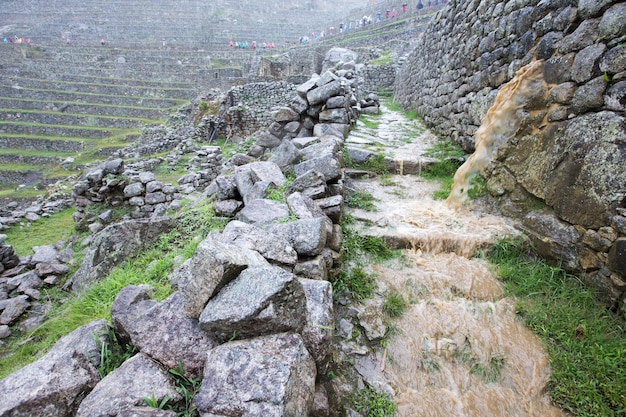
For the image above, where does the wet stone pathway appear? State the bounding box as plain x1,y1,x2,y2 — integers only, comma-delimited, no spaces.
339,102,567,416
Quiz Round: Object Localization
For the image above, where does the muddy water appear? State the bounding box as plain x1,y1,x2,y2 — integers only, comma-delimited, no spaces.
447,60,548,207
345,85,566,415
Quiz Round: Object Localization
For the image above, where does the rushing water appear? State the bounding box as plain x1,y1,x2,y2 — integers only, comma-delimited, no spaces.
345,67,567,415
446,60,547,208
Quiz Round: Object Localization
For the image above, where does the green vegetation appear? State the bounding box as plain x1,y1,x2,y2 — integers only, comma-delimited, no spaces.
0,202,227,379
341,216,398,264
360,116,381,130
369,51,392,66
345,189,378,211
343,150,389,176
421,141,465,200
265,175,295,204
486,237,626,416
350,386,396,417
93,325,137,378
332,267,377,301
4,207,76,257
167,364,202,417
382,291,408,318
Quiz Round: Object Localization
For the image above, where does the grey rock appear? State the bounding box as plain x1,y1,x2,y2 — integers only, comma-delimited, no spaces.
35,261,70,277
76,353,181,417
315,195,344,223
299,278,333,370
286,192,327,220
294,256,329,281
0,319,108,416
599,3,626,39
7,270,43,292
296,74,321,97
326,96,347,109
522,211,581,271
273,106,300,122
103,158,125,175
194,332,316,416
0,324,11,338
30,244,58,264
236,199,290,225
579,0,614,18
300,137,341,161
294,154,341,182
144,192,166,205
199,265,307,341
559,18,600,54
571,43,606,83
319,108,350,124
269,139,301,171
571,76,608,114
111,287,217,378
145,181,164,193
355,299,387,341
124,182,145,198
266,217,328,257
138,172,155,184
215,220,297,265
214,175,238,201
257,131,282,148
291,95,309,114
285,169,327,199
548,82,576,104
307,80,343,106
605,81,626,112
117,407,178,417
213,199,243,216
0,295,30,325
600,45,626,74
71,217,175,292
178,234,267,318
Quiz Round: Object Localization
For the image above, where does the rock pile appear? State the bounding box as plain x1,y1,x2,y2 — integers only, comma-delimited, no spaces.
0,241,73,340
0,64,365,416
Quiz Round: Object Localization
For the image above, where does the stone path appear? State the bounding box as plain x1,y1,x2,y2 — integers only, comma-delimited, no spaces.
341,103,567,416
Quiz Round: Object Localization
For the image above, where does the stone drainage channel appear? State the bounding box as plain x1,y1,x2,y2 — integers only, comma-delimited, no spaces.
338,103,566,417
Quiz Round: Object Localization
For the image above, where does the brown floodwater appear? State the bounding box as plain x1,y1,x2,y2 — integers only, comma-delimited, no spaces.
345,62,566,414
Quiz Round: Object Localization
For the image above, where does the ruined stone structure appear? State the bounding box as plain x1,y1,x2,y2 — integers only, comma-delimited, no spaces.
394,0,626,309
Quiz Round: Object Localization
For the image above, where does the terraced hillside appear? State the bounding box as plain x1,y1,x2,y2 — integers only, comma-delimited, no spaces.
0,0,370,198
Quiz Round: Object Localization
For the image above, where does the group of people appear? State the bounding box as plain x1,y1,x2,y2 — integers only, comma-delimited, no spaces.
3,36,33,45
228,40,276,50
315,0,447,41
63,38,107,45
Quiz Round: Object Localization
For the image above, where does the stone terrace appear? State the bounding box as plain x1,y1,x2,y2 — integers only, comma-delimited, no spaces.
0,0,367,190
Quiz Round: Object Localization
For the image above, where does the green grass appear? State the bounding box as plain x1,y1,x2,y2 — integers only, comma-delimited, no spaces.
382,291,408,317
0,202,228,379
3,207,76,256
341,217,399,264
485,237,626,416
350,386,396,417
421,141,466,200
360,116,381,130
369,51,392,66
345,189,378,211
343,151,389,176
332,267,377,301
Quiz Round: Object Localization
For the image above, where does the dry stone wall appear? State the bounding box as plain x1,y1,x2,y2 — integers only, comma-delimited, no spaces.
394,0,626,310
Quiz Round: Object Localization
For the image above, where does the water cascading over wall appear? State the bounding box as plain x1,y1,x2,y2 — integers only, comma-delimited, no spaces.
394,0,626,312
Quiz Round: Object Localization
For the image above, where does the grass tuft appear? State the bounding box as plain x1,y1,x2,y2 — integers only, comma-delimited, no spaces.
486,237,626,416
350,386,396,417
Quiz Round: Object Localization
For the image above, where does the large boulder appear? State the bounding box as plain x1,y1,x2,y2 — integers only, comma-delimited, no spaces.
194,332,316,417
199,265,307,342
111,286,216,378
0,319,109,417
177,234,267,318
75,353,181,417
71,217,175,292
214,220,298,265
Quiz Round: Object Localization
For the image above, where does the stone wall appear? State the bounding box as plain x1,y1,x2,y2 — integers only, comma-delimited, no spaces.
362,63,396,92
394,0,626,310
